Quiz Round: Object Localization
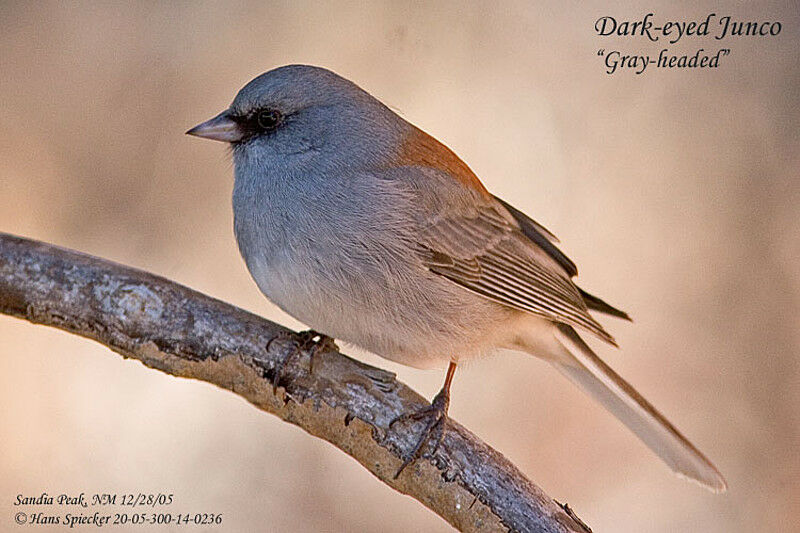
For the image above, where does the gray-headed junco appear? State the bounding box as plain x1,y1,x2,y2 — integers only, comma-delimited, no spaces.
187,64,725,491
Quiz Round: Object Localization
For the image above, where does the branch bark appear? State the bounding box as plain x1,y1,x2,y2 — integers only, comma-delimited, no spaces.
0,232,591,533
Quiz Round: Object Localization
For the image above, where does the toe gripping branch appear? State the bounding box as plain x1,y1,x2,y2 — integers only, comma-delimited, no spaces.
266,330,339,394
390,361,457,478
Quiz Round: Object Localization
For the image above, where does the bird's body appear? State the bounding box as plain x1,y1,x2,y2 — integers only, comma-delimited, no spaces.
188,64,727,491
232,116,522,368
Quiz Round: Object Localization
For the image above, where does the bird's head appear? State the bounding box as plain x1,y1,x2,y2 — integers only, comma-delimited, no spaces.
187,65,398,162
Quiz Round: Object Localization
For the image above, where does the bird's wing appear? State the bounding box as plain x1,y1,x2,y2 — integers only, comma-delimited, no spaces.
492,195,577,277
390,125,622,336
494,196,631,321
416,198,617,346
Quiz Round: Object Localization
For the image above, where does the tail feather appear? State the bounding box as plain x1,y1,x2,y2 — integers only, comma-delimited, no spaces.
552,324,727,492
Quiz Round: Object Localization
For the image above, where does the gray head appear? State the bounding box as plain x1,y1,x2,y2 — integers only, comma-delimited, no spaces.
187,65,402,164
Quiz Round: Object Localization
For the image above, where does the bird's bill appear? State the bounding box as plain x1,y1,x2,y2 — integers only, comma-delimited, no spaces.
186,110,244,142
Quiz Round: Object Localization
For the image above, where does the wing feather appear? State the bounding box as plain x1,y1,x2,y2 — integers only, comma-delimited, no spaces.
417,203,617,346
494,195,577,276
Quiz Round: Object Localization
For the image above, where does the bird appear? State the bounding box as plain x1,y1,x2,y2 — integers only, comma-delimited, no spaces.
187,64,726,492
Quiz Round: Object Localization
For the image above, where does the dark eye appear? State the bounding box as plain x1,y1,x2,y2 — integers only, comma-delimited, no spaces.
256,109,281,130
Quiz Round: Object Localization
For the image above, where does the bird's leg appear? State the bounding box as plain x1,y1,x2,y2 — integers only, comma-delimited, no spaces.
266,330,339,394
390,361,457,478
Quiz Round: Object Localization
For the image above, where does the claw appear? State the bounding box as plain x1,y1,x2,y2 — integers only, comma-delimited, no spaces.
391,361,457,479
391,391,449,478
266,330,338,394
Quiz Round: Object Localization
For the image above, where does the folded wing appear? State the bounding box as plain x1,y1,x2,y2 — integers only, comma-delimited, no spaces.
416,199,618,346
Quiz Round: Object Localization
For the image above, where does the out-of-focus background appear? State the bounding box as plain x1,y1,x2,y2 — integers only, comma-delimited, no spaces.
1,1,797,531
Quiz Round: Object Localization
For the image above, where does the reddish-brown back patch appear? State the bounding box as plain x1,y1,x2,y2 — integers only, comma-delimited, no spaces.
396,126,491,197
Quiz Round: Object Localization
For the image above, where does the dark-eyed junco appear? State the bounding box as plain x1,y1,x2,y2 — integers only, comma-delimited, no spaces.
187,64,726,491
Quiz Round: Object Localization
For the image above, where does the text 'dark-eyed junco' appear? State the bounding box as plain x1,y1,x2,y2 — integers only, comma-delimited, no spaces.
187,64,726,492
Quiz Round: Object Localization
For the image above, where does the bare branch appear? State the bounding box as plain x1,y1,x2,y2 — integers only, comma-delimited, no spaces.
0,233,591,533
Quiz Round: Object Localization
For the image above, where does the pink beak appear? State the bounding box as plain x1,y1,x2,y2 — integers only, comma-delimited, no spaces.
186,110,244,142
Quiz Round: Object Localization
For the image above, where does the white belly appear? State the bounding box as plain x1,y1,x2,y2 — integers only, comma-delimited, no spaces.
245,251,517,369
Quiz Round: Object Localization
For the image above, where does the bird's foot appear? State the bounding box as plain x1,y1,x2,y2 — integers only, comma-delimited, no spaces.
266,330,339,394
389,388,451,478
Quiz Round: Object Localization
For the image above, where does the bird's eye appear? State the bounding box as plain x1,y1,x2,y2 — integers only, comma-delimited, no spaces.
256,109,281,130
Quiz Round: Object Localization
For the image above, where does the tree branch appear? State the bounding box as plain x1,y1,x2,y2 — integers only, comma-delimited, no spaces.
0,233,591,533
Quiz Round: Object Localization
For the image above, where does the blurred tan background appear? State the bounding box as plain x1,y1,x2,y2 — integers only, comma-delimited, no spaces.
1,1,798,531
